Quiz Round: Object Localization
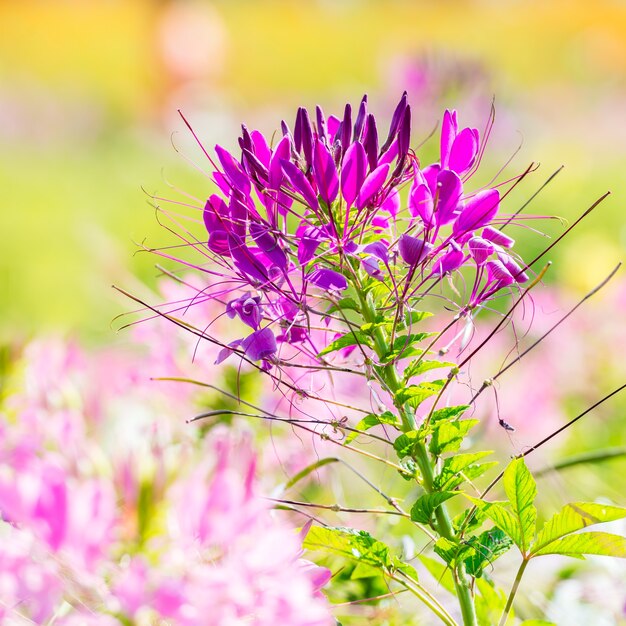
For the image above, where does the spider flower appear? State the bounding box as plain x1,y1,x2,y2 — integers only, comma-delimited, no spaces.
164,94,530,371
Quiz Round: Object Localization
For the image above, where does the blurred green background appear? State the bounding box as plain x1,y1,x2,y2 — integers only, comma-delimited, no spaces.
1,0,625,340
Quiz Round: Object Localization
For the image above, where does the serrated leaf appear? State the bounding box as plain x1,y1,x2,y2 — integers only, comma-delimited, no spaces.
434,537,475,565
395,380,445,409
531,531,626,558
283,457,340,491
503,458,537,554
393,430,422,459
532,502,626,555
344,411,399,445
326,297,360,315
434,451,493,491
430,405,470,423
465,497,523,548
303,526,393,570
318,330,373,357
418,554,456,594
410,491,457,524
403,358,455,382
381,333,434,362
464,528,514,578
453,506,489,535
430,419,479,456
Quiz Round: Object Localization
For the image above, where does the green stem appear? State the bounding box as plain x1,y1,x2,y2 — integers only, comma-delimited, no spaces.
499,558,529,626
358,288,477,626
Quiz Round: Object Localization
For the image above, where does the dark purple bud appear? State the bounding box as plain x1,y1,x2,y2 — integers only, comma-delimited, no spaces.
440,109,458,169
435,169,463,225
242,148,269,186
356,163,389,209
431,242,465,276
381,91,407,153
239,124,253,153
241,327,277,362
281,159,320,211
215,145,251,196
363,113,379,171
398,234,434,266
308,267,348,292
280,120,290,137
482,226,514,248
453,189,500,237
316,105,327,141
294,107,304,153
353,95,368,142
226,293,262,329
498,252,529,283
341,103,352,153
341,141,367,209
249,222,288,270
468,236,495,265
397,104,412,162
313,139,339,205
300,108,314,167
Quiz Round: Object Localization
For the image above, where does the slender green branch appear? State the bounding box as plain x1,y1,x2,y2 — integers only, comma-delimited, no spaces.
498,558,529,626
535,447,626,477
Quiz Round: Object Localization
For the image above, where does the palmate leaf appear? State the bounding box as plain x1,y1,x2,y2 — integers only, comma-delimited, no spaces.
344,411,399,445
531,531,626,558
410,491,457,524
394,380,445,409
532,502,626,555
429,405,470,423
402,358,455,382
463,527,514,578
393,430,423,459
503,458,537,554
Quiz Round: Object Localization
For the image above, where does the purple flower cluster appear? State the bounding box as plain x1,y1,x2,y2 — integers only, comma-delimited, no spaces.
181,95,529,367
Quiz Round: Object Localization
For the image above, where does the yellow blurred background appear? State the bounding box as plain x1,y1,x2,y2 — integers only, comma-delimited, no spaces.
1,0,625,340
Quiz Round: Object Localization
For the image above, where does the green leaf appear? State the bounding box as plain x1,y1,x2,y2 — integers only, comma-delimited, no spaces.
394,380,445,409
283,457,340,491
475,578,510,626
403,358,455,382
430,419,479,456
464,528,514,578
410,492,457,524
433,537,475,565
465,497,523,548
429,405,470,423
318,330,373,357
503,458,537,554
303,526,394,571
520,621,557,625
396,310,433,331
326,297,360,315
532,502,626,555
531,531,626,558
418,554,455,594
393,430,422,459
434,451,494,491
344,411,399,445
381,333,434,362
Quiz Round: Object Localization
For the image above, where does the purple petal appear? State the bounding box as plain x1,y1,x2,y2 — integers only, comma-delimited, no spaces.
228,235,269,284
251,130,272,166
435,169,463,225
297,225,323,265
215,145,251,195
249,222,288,270
398,234,433,266
353,95,368,141
316,105,327,141
241,327,277,361
498,252,529,283
482,225,514,248
381,188,400,216
453,189,500,237
362,255,383,280
449,127,479,174
408,181,434,228
382,92,407,152
313,139,339,205
281,159,320,211
356,163,389,209
378,138,398,167
341,103,352,153
468,236,495,265
486,259,514,287
308,267,348,292
215,339,242,364
397,104,412,162
327,115,341,140
431,243,465,276
440,109,458,169
269,135,292,190
341,141,367,208
226,294,262,329
228,192,248,238
362,241,388,262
